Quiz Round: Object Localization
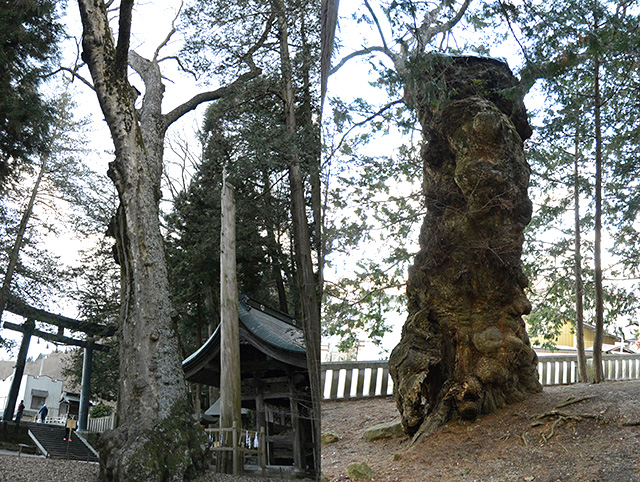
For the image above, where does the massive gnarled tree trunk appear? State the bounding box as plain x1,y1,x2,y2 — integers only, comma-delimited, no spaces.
390,56,542,441
76,1,259,480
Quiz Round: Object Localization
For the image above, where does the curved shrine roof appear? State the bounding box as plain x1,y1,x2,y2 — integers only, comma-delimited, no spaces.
182,296,307,383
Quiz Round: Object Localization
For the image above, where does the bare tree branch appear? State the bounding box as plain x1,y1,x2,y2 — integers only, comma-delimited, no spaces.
329,46,392,76
153,2,183,62
162,70,261,128
47,67,95,90
115,0,134,77
416,0,472,49
325,99,403,165
156,56,198,80
242,11,276,71
364,0,389,53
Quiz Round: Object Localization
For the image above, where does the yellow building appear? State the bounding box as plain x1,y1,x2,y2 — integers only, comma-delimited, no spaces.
529,321,621,352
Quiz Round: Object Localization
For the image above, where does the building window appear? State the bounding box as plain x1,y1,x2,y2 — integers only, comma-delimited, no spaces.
31,396,46,410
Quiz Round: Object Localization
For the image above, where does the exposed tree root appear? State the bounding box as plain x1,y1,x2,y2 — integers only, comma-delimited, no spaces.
530,400,602,443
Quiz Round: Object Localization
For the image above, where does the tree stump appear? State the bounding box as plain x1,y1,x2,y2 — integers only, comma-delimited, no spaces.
390,55,542,439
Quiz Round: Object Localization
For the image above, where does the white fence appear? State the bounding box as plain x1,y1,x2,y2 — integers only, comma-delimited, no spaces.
87,413,115,433
322,354,640,400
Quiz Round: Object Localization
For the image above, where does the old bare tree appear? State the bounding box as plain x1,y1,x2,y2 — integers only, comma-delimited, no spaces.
75,1,261,479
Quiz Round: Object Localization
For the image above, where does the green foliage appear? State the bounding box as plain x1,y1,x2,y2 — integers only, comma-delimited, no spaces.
165,83,303,356
323,93,424,347
89,403,113,418
0,91,113,353
169,0,321,359
515,0,640,344
0,0,62,185
62,234,120,402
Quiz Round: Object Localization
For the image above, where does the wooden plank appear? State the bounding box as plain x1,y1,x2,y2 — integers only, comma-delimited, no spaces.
539,361,546,385
329,370,340,399
290,384,302,472
321,369,327,399
355,369,365,398
343,368,354,399
549,361,556,386
380,367,389,396
219,178,242,474
368,368,379,397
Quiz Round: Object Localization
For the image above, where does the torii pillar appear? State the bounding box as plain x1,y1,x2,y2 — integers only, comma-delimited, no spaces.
2,318,35,422
77,338,94,431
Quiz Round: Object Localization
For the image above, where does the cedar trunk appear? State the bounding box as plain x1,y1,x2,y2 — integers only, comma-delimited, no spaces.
390,56,542,440
77,2,206,480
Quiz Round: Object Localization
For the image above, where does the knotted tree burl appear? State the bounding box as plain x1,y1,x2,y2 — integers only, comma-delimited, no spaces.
390,55,542,440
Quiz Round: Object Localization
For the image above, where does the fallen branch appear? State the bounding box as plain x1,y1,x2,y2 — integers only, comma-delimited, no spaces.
554,396,593,409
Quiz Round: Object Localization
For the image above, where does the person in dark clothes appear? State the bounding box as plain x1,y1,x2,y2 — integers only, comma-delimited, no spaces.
15,400,25,423
64,415,77,441
38,404,48,423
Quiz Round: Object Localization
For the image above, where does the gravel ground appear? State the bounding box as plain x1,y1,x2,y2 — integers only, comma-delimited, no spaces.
0,454,99,482
0,454,314,481
322,380,640,481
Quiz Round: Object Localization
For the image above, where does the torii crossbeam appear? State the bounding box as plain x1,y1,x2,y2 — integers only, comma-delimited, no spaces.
1,294,114,430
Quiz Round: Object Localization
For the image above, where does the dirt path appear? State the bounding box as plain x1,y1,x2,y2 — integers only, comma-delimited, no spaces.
322,380,640,481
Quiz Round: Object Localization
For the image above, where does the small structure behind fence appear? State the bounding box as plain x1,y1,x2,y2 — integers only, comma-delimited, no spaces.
322,354,640,401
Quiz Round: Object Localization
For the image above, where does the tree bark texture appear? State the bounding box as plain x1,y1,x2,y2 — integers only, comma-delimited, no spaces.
573,125,588,383
218,179,242,474
390,56,542,439
274,0,321,475
77,2,206,480
592,54,605,384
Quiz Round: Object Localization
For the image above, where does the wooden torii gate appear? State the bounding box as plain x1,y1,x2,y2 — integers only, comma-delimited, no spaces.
1,294,115,431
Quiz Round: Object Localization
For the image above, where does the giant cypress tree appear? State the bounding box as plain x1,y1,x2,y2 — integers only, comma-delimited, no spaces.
329,1,546,439
0,0,61,186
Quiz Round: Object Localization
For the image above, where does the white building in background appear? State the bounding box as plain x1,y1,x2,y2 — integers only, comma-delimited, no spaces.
0,374,63,421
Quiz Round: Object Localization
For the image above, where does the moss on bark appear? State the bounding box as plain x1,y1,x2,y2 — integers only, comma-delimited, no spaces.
98,399,208,482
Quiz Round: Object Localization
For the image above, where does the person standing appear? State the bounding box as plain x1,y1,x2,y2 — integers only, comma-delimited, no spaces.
38,404,48,423
15,400,25,423
64,415,77,441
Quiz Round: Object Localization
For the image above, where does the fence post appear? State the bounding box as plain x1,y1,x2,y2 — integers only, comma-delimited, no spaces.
259,426,266,474
232,421,239,475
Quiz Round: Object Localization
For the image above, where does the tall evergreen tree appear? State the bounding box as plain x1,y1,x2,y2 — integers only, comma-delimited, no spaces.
0,92,108,351
0,0,62,186
513,0,640,381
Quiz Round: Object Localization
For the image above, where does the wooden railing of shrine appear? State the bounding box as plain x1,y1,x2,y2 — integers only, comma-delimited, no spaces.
322,353,640,400
205,422,266,475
